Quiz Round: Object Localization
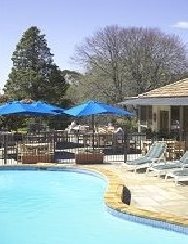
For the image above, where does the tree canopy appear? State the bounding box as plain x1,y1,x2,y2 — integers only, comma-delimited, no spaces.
72,26,188,103
4,26,68,104
3,25,188,106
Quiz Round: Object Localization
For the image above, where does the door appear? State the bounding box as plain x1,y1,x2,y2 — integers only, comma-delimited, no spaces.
160,111,169,131
184,106,188,132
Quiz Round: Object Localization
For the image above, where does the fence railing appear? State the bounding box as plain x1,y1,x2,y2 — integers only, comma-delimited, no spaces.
0,130,187,165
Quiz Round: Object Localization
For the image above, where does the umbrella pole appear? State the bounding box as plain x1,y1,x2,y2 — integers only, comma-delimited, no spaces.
92,115,95,150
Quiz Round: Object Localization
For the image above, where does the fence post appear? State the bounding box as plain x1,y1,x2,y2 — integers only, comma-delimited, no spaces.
53,130,57,163
3,133,8,165
123,128,128,164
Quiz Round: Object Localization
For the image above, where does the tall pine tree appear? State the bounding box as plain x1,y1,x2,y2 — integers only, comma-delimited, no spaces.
4,26,69,104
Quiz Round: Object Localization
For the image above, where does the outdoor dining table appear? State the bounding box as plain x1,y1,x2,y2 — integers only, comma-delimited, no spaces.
82,131,114,148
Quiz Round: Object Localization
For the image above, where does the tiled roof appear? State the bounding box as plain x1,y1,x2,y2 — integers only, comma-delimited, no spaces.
139,78,188,98
121,97,188,106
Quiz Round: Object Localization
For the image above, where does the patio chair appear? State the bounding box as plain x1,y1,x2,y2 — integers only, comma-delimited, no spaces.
165,168,188,186
146,151,188,177
125,142,166,173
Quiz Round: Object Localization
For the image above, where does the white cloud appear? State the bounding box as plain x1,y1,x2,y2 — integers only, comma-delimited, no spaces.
173,21,188,29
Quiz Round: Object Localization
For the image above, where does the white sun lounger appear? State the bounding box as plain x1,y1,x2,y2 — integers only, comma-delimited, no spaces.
165,168,188,186
146,151,188,177
125,142,166,173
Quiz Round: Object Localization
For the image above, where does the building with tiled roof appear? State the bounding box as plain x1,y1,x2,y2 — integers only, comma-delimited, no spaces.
121,78,188,137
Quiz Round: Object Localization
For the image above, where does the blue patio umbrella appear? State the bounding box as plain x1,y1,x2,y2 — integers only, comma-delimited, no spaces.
0,100,65,133
0,101,62,116
31,101,64,114
62,100,133,149
0,101,42,116
63,100,133,117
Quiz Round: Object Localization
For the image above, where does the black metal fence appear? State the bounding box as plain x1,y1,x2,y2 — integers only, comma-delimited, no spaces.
0,129,187,165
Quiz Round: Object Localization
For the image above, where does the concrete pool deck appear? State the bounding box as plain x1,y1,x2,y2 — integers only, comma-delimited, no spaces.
111,164,188,218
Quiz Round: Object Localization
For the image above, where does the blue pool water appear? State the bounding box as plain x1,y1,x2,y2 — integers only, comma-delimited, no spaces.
0,169,187,244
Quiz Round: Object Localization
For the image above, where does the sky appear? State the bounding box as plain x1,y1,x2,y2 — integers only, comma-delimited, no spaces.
1,0,188,91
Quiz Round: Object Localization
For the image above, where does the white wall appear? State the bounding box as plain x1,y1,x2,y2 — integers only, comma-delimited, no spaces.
151,105,171,131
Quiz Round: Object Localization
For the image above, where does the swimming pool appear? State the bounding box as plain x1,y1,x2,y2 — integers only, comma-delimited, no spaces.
0,169,187,244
